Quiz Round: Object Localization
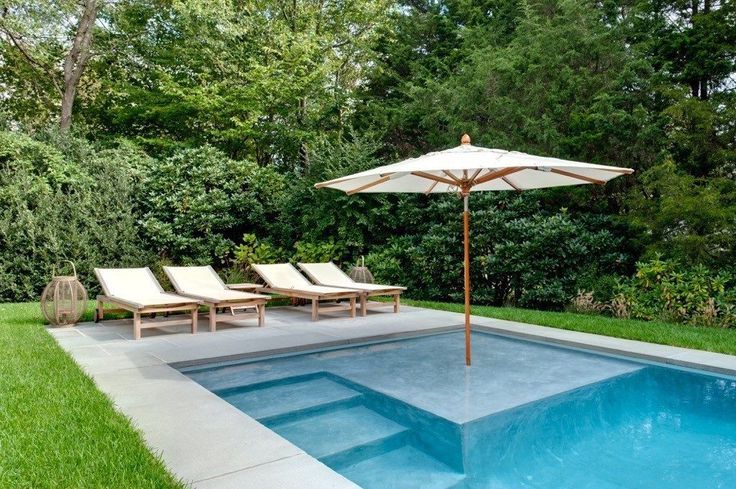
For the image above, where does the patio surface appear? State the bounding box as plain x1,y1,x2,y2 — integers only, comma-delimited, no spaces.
49,304,736,488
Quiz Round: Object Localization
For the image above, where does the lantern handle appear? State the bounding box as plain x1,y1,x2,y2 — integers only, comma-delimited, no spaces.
53,260,77,278
66,260,77,278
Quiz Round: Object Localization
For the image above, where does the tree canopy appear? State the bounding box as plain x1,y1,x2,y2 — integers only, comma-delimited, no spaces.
1,0,734,321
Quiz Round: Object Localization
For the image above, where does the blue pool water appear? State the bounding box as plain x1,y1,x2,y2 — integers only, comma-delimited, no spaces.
182,332,736,488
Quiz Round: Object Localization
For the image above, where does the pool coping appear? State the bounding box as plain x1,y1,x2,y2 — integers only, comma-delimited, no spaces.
49,306,736,488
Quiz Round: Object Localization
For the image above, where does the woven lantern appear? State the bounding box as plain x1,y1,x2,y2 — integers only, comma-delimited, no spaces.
349,256,374,284
40,261,88,326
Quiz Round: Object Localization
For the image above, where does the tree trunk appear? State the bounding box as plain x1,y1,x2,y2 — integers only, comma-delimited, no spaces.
60,0,98,132
60,79,77,132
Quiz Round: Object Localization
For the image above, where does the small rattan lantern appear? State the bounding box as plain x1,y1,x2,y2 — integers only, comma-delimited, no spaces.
349,256,374,284
40,261,88,326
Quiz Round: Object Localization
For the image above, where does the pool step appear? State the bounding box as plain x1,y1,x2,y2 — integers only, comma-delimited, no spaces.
220,375,362,421
321,430,409,468
224,374,464,488
339,445,465,489
268,405,409,459
260,395,364,425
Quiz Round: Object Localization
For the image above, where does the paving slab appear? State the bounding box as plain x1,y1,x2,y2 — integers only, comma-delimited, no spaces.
123,393,304,483
194,454,359,489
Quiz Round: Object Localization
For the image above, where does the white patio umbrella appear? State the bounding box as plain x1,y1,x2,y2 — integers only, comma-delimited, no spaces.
315,134,633,366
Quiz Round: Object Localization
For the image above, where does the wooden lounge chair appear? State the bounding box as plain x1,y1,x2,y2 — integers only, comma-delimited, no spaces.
251,263,360,321
94,267,200,340
298,262,405,316
163,265,269,331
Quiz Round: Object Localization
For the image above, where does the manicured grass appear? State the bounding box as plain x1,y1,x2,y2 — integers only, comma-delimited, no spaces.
401,299,736,356
0,302,183,489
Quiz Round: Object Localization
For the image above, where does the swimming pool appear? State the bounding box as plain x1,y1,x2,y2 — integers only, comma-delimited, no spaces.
181,331,736,488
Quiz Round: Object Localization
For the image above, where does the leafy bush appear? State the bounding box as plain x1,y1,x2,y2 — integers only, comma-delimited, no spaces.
627,161,736,267
365,236,423,293
364,193,632,309
613,257,736,327
292,239,344,264
137,145,286,266
274,134,401,256
231,234,286,282
0,131,153,301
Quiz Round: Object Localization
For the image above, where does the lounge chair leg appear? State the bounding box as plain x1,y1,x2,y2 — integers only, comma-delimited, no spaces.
360,295,367,317
394,294,400,313
208,303,217,332
96,299,104,323
133,312,141,340
350,297,356,318
257,304,265,327
191,308,198,334
311,299,319,321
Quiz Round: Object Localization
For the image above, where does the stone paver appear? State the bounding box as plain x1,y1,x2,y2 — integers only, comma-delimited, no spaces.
49,304,736,488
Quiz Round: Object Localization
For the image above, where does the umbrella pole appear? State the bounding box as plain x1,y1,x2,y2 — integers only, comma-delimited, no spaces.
463,192,471,366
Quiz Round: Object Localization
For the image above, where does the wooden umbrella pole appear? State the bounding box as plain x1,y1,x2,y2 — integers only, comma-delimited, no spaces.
463,191,471,366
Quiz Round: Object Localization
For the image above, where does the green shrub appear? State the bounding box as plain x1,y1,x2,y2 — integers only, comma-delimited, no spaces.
362,193,632,309
137,145,286,266
274,134,400,257
365,236,423,292
614,257,736,327
232,234,285,281
292,239,344,264
0,131,153,301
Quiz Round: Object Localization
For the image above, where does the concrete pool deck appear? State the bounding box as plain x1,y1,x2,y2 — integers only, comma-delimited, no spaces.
49,304,736,488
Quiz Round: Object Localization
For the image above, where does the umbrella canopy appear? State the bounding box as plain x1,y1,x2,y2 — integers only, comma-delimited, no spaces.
315,135,633,365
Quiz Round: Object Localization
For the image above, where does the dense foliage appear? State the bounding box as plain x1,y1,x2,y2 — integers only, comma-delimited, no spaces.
614,257,736,327
0,132,152,299
1,1,734,325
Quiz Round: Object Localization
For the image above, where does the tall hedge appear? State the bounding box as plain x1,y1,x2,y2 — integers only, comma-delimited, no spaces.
0,132,151,301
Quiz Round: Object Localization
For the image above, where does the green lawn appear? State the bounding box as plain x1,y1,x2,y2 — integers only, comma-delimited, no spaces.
402,299,736,355
0,302,182,489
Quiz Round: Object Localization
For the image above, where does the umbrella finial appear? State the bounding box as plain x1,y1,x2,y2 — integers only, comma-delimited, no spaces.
460,134,471,145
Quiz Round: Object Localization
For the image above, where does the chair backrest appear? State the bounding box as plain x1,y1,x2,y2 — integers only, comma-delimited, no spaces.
251,263,312,289
164,265,225,294
298,262,354,286
94,267,163,298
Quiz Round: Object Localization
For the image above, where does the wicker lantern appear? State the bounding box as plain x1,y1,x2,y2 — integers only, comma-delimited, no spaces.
349,256,374,284
40,261,88,326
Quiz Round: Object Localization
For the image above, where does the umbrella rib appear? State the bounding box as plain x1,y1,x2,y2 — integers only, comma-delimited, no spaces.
502,176,522,192
424,180,439,194
473,167,525,186
411,171,458,186
346,174,394,195
442,170,462,184
549,168,605,185
468,168,483,185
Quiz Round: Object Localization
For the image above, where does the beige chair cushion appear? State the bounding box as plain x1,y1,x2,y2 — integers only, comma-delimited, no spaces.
252,263,359,295
298,262,406,291
251,263,313,289
298,262,354,287
94,268,196,308
164,265,269,303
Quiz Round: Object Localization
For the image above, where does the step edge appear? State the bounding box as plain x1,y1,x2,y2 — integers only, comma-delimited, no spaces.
261,395,364,425
320,430,412,469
